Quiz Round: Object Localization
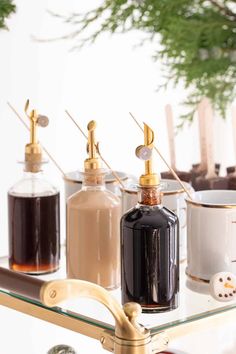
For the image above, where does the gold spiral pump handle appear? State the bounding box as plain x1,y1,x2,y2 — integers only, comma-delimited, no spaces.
29,109,38,144
84,120,102,170
137,123,159,187
87,120,97,159
144,123,154,178
24,99,49,173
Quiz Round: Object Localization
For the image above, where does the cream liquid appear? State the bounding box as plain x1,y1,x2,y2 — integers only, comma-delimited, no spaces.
67,188,121,289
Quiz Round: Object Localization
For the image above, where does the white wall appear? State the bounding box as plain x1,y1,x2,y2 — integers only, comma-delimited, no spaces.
0,1,236,353
1,0,235,255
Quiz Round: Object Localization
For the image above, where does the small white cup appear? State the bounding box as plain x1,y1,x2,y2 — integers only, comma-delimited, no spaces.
186,190,236,283
121,179,194,262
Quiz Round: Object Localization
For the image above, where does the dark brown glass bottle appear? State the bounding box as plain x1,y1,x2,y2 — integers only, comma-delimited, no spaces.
121,186,179,313
8,171,60,274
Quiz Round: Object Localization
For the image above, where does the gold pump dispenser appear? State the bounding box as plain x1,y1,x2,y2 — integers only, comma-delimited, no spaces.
84,120,102,171
121,122,179,312
24,99,49,173
8,100,60,275
136,123,159,187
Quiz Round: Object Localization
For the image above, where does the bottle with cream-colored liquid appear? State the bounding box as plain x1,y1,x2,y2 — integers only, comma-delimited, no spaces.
66,121,121,290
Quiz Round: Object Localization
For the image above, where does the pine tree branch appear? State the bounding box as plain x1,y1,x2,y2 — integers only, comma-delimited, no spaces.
208,0,236,20
48,0,236,126
0,0,16,30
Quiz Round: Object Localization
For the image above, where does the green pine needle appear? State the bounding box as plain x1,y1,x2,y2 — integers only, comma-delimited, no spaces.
54,0,236,125
0,0,16,29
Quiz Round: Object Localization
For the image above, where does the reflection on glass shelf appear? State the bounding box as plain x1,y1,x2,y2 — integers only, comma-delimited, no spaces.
1,249,236,335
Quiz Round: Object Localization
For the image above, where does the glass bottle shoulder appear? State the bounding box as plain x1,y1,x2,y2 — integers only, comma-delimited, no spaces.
67,186,120,209
121,204,178,229
8,173,58,197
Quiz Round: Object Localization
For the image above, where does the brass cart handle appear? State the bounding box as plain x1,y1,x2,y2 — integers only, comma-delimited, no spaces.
0,268,146,335
40,278,148,340
0,266,45,300
0,267,169,353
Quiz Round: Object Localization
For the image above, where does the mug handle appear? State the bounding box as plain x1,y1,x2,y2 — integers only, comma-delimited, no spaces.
230,218,236,265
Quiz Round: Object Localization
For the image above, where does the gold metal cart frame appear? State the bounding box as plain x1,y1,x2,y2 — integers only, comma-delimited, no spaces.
0,268,236,353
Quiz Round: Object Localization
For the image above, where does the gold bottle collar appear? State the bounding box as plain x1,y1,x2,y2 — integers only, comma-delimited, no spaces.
139,173,159,187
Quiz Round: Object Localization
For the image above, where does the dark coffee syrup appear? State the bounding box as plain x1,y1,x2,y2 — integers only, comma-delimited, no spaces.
8,193,60,274
121,204,179,312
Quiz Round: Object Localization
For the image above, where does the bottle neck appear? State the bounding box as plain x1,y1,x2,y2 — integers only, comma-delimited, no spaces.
22,170,44,179
138,186,162,206
82,170,106,189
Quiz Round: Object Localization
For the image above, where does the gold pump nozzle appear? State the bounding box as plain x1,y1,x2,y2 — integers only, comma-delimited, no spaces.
136,123,159,186
84,120,102,170
24,99,49,173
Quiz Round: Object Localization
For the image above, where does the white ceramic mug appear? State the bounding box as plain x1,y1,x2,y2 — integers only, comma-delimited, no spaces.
186,190,236,283
64,170,137,200
121,179,194,261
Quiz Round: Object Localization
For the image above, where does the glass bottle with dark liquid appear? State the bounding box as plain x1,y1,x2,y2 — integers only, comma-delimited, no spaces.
8,101,60,274
121,123,179,312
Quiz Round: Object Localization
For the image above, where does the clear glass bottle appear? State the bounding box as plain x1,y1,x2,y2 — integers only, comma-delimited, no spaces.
8,102,60,274
121,123,179,312
67,170,120,289
8,168,60,274
66,121,121,290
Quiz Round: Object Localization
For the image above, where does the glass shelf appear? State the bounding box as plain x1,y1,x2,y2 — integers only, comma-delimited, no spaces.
1,249,236,336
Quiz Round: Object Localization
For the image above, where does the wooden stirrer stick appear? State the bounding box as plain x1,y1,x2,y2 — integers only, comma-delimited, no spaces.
197,98,208,171
232,106,236,171
205,100,216,179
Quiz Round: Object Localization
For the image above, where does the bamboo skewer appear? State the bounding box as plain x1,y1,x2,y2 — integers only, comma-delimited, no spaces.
129,112,193,200
65,110,87,140
65,110,125,189
7,102,66,177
